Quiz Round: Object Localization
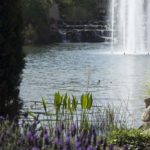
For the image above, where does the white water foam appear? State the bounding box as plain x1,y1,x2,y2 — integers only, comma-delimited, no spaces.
110,0,150,54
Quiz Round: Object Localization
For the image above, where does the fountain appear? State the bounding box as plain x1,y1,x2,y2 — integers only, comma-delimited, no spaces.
110,0,150,54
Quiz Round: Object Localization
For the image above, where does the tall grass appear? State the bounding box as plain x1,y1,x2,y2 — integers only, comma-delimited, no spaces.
22,92,131,135
1,92,147,149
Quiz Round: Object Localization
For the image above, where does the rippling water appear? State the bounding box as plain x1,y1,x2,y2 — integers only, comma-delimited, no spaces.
20,43,150,125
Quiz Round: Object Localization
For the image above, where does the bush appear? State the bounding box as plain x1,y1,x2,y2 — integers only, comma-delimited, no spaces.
0,0,24,119
108,128,150,149
0,116,110,150
58,0,99,20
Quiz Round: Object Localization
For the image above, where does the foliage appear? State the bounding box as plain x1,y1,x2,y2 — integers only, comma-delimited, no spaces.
1,106,149,150
108,128,150,149
81,93,93,110
22,92,130,135
57,0,99,20
0,0,24,118
0,116,115,150
22,0,53,43
1,91,145,149
21,0,107,43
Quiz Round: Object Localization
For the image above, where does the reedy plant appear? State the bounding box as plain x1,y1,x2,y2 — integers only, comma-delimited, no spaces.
23,92,130,136
80,93,93,130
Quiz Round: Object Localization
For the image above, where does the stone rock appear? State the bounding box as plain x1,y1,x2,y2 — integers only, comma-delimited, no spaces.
58,20,111,42
142,106,150,122
140,98,150,129
145,98,150,108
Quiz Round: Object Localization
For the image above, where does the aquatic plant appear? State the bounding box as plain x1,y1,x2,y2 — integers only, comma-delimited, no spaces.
23,92,130,135
1,92,149,149
2,115,150,150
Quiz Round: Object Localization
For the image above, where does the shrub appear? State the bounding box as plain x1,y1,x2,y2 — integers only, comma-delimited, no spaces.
0,0,25,119
108,128,150,149
0,116,111,150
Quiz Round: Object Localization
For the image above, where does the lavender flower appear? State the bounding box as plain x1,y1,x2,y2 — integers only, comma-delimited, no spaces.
0,116,5,121
55,126,61,139
61,122,65,130
71,123,77,137
66,133,71,145
54,137,59,145
75,137,81,149
87,145,93,150
92,129,97,146
109,144,114,150
23,112,28,118
26,131,32,141
59,138,63,146
125,144,129,150
54,137,59,149
32,146,39,150
44,129,49,144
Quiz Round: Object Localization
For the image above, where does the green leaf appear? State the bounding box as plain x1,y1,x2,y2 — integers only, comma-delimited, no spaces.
81,94,88,110
28,111,35,118
72,95,78,111
54,91,62,111
63,93,67,109
67,97,71,111
87,93,93,110
42,97,47,112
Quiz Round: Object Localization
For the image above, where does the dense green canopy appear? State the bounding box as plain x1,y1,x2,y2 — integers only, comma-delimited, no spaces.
21,0,107,44
0,0,24,118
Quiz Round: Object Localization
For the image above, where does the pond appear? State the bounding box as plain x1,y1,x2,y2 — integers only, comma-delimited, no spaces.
20,43,150,126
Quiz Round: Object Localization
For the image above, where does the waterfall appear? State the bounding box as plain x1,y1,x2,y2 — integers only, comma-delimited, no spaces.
146,0,150,52
111,0,150,54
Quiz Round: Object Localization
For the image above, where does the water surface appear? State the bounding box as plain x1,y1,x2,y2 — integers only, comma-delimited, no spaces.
20,43,150,125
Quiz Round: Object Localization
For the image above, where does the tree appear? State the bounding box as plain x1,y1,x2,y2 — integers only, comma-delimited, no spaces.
22,0,53,43
0,0,25,118
55,0,99,20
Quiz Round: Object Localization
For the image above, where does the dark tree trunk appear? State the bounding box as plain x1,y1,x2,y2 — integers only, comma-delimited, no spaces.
0,0,25,119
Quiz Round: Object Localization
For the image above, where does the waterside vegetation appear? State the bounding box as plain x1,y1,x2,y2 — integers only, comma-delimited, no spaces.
21,0,108,44
1,92,150,149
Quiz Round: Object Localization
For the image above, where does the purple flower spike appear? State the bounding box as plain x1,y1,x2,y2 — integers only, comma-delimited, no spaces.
71,123,76,129
44,129,48,137
75,138,81,149
65,135,71,150
98,138,103,145
55,126,61,139
49,139,53,145
61,123,65,130
125,145,128,150
33,133,38,141
0,116,5,122
23,112,28,118
44,131,49,144
59,138,63,146
44,133,48,139
32,146,39,150
66,134,70,145
26,131,32,141
71,123,77,137
92,129,96,137
109,144,114,150
87,145,93,150
54,137,59,145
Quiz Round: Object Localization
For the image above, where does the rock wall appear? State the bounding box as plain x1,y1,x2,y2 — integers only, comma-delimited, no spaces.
57,20,112,43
